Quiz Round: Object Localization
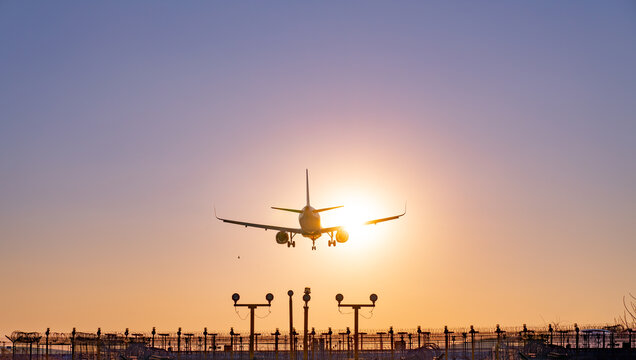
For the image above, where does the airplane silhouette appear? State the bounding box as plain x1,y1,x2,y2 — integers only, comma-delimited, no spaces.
216,170,405,250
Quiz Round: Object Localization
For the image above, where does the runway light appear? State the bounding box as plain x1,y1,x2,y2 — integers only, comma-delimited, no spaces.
335,294,344,304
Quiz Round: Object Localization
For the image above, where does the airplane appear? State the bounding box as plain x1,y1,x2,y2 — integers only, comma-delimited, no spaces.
215,170,405,250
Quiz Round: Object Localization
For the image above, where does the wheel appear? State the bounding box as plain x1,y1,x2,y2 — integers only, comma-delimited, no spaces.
312,245,316,250
287,241,291,248
292,241,296,247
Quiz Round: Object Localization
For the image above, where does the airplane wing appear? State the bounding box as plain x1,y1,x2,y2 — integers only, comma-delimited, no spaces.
215,210,302,233
320,207,406,233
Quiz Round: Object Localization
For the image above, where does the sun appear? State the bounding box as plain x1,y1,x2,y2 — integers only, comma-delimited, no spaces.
320,195,383,241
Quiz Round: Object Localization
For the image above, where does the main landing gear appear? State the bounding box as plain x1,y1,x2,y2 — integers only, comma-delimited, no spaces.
311,239,317,251
327,232,336,247
286,233,296,248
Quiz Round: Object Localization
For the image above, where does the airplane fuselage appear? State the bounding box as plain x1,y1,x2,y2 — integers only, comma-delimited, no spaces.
299,205,321,239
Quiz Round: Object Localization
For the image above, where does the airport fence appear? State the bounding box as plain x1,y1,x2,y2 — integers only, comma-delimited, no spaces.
2,324,634,360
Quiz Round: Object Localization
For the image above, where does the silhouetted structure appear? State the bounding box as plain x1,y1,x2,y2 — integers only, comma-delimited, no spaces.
4,324,635,360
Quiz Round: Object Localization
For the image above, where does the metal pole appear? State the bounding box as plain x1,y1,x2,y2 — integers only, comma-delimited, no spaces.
389,327,394,360
204,328,207,360
177,328,181,360
353,307,359,360
303,304,308,360
45,328,50,360
249,306,255,360
444,326,449,360
574,324,579,349
469,326,476,360
97,328,101,360
417,327,421,349
288,291,294,360
71,328,76,360
273,330,280,360
212,334,217,358
230,329,235,360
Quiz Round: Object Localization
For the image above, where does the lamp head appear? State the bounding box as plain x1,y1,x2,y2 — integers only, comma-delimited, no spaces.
335,293,343,304
232,293,240,304
266,293,274,304
288,290,294,297
370,293,378,304
303,294,311,303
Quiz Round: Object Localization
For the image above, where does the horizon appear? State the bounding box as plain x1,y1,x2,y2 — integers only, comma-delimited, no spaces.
1,1,635,339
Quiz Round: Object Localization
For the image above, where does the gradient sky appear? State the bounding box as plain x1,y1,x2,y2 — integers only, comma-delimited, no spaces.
1,1,635,337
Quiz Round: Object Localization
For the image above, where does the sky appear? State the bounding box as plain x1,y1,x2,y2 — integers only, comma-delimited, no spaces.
1,1,635,338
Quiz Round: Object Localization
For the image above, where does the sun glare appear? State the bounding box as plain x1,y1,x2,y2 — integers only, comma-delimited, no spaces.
320,194,385,242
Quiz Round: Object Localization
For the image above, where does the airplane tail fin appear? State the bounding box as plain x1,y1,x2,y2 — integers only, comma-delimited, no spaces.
314,205,344,213
271,207,302,213
306,169,310,206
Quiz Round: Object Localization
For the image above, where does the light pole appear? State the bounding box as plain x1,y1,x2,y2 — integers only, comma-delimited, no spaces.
444,326,453,360
232,292,274,360
71,328,76,360
494,324,504,360
469,325,478,360
97,328,101,360
45,328,49,360
272,329,280,360
335,293,377,360
574,323,579,349
321,328,332,360
288,290,294,360
389,327,394,360
303,288,311,360
203,328,207,359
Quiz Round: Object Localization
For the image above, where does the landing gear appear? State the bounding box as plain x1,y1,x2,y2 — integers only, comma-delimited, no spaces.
286,233,297,248
311,239,317,250
327,232,336,247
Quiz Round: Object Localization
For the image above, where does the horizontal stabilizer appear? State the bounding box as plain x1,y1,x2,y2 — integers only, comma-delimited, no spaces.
314,205,344,213
271,207,302,213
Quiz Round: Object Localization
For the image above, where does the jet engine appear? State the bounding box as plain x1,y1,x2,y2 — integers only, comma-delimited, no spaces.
276,231,289,244
336,230,349,243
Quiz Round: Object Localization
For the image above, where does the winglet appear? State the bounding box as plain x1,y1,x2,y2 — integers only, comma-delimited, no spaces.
214,205,220,220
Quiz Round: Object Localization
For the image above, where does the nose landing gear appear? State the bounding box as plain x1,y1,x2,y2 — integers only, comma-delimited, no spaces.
311,239,317,250
287,240,296,247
